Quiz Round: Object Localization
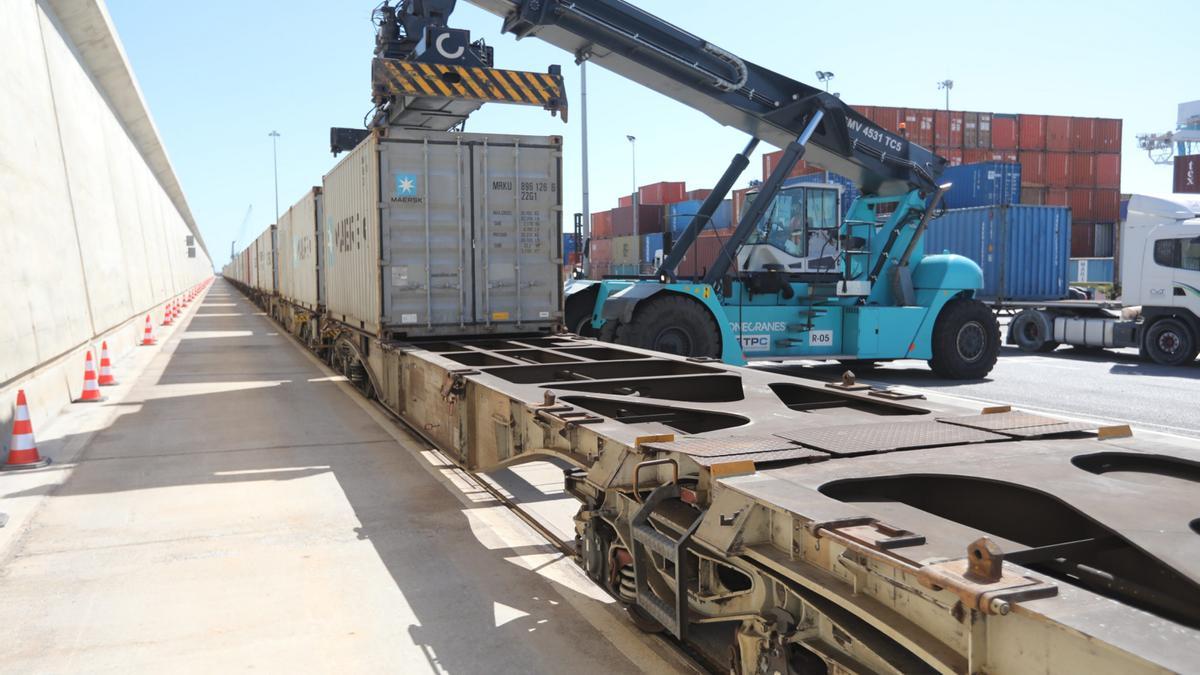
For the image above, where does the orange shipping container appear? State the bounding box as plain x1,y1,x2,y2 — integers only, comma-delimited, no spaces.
1047,188,1069,207
1046,152,1072,187
935,111,965,147
1070,154,1096,187
1071,118,1096,152
591,210,613,239
618,194,633,208
991,114,1018,150
1018,114,1047,150
1095,118,1122,152
872,106,903,134
1046,116,1072,151
762,151,820,182
1068,188,1094,220
938,147,964,166
1093,189,1120,221
1019,151,1047,185
1095,154,1120,189
590,238,612,264
903,108,935,146
639,181,686,205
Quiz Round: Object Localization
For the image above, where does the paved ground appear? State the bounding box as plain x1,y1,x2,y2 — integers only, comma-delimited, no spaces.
759,343,1200,438
0,279,692,674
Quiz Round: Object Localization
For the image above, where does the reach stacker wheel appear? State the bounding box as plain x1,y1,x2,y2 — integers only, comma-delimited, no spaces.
929,299,1000,379
616,294,722,359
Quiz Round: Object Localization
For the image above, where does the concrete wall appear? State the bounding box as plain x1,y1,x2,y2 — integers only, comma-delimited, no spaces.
0,0,212,435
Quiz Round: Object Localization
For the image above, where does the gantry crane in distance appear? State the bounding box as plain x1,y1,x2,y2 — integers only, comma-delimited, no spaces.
464,0,1000,378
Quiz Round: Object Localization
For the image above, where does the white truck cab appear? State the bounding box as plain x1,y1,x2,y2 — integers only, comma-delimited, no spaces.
1009,194,1200,365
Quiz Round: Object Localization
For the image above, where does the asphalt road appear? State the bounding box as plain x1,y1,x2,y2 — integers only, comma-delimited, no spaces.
758,344,1200,438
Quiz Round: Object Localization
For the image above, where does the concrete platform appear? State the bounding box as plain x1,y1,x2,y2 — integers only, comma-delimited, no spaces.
0,280,692,674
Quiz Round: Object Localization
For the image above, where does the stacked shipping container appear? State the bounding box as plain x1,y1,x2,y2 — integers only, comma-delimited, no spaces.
761,106,1121,258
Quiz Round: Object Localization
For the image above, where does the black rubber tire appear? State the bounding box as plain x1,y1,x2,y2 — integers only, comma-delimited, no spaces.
1009,309,1059,353
928,299,1000,379
564,289,600,338
615,294,722,358
1143,318,1197,366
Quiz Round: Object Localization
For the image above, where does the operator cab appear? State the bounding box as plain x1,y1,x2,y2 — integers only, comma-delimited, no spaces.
736,183,843,280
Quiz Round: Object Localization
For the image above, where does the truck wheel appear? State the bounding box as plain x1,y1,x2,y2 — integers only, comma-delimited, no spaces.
929,299,1000,379
616,294,722,358
1009,309,1059,353
1144,318,1198,366
564,290,599,337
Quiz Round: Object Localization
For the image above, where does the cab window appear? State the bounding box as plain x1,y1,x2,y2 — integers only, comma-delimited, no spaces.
744,186,807,256
1154,237,1200,271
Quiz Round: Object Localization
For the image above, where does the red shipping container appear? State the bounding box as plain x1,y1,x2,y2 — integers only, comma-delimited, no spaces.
1046,116,1072,151
762,151,821,181
938,147,964,166
618,194,633,208
851,104,874,119
1093,189,1120,221
1046,188,1069,207
903,108,935,145
1095,118,1122,152
590,238,612,264
1070,154,1096,187
591,210,613,239
675,232,727,279
963,148,992,164
1019,151,1046,186
1046,152,1071,188
1095,153,1120,189
686,189,713,201
872,106,903,134
1071,223,1095,259
1018,114,1047,150
732,187,751,224
639,181,686,205
610,204,664,236
991,114,1018,150
978,113,993,149
963,112,980,148
1071,117,1096,152
1020,187,1046,205
935,111,965,147
1068,188,1094,220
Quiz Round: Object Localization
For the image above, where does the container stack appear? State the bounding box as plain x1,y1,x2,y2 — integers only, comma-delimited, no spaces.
589,181,713,276
760,106,1121,259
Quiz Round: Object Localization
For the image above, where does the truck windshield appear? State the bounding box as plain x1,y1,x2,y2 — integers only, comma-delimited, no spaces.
743,185,838,257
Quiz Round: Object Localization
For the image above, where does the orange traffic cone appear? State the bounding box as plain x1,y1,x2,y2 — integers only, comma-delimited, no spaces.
162,301,173,326
2,390,50,471
141,315,157,346
76,351,105,403
97,341,117,386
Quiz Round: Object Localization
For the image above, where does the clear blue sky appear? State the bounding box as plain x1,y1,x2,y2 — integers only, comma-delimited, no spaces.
106,0,1198,266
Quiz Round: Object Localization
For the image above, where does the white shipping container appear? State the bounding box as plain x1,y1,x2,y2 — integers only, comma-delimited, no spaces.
253,225,277,294
321,128,563,338
277,188,323,309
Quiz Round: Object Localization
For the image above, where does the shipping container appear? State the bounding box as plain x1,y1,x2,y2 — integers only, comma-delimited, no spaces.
1092,222,1115,257
1018,114,1046,150
940,162,1021,209
638,181,686,205
610,204,664,237
1069,257,1115,284
276,187,323,310
686,189,713,201
1046,152,1071,188
563,231,578,258
1019,151,1046,186
762,151,821,182
1068,189,1094,220
1070,154,1096,187
935,110,965,147
1093,189,1120,222
667,199,733,236
785,172,861,217
903,108,935,146
618,194,633,208
674,232,726,280
1047,188,1069,207
321,129,562,338
590,237,612,264
1046,116,1072,151
591,210,613,239
991,114,1018,150
1095,154,1120,189
642,232,665,263
963,112,992,148
1070,118,1096,152
1071,223,1094,259
925,205,1071,301
872,106,903,134
1020,187,1046,206
939,147,964,166
253,225,277,295
1095,118,1122,152
612,235,640,265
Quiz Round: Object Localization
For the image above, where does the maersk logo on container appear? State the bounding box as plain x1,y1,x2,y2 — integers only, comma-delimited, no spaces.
392,174,423,203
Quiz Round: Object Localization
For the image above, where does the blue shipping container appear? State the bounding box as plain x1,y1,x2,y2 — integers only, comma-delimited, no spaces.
924,205,1071,301
562,232,578,257
784,172,861,218
642,232,664,263
667,199,732,237
939,162,1021,210
1069,257,1115,283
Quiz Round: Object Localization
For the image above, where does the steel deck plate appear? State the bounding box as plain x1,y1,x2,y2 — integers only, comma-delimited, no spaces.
774,421,1007,456
642,435,826,460
939,412,1097,437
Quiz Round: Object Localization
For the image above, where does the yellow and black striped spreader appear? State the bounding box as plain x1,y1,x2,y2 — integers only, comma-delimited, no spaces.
372,58,567,121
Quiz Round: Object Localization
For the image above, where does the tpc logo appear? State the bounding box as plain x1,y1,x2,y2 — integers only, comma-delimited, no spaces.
393,173,422,203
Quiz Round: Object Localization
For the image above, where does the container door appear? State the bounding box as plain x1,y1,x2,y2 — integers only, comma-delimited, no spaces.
379,137,472,330
472,137,562,328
